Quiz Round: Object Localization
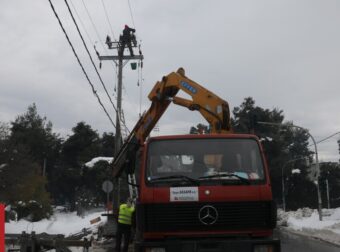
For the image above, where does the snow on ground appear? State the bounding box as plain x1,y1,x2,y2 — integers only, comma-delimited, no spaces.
5,208,106,237
278,207,340,245
6,206,340,247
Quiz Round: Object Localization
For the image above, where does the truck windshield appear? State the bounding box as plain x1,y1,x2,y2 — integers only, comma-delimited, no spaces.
146,138,265,185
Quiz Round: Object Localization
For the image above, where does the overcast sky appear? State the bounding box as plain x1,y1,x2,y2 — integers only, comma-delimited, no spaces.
1,0,340,162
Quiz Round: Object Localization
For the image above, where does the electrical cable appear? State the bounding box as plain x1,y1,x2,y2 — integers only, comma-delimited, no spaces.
137,62,141,116
138,62,142,117
127,0,136,29
48,0,116,129
69,0,94,46
308,132,340,147
126,0,142,42
81,0,118,80
123,0,144,122
81,0,140,134
81,0,107,49
100,0,117,41
64,0,118,114
121,109,131,135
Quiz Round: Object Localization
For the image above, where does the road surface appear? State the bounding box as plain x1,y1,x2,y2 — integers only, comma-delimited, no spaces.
61,229,340,251
279,228,340,252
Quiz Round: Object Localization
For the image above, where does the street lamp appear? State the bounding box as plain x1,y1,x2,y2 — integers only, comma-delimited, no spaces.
258,121,323,221
281,156,309,212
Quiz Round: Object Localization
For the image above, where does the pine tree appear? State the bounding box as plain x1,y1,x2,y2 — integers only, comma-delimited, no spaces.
10,104,60,163
232,97,312,209
0,104,61,220
61,122,100,167
100,132,115,157
55,122,101,208
0,144,51,220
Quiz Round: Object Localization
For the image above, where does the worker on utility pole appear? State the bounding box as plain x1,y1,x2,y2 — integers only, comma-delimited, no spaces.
115,198,135,252
119,25,136,57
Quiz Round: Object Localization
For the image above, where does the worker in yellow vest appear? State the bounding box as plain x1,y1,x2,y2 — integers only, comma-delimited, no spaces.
115,198,135,252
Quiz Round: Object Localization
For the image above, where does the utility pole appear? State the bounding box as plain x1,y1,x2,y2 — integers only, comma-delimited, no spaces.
98,34,143,214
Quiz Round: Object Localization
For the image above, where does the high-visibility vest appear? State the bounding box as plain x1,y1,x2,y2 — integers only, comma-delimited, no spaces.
118,204,135,225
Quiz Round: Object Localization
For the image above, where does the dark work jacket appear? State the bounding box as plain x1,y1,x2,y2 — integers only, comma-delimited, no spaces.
122,27,136,42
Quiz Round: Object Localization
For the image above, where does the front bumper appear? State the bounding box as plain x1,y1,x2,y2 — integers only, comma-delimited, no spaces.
135,237,281,252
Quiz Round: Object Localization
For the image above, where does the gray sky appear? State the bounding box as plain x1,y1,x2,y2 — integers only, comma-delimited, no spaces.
1,0,340,162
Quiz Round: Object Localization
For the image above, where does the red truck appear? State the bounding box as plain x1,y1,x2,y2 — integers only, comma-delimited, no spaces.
113,68,280,252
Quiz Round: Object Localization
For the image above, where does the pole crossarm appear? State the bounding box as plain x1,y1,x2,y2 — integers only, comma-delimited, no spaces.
99,55,144,61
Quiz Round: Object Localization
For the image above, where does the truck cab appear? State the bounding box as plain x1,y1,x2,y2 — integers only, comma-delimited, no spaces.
135,134,279,252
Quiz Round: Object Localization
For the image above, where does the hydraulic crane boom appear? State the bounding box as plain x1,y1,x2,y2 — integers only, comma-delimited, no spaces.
111,68,280,252
112,68,232,177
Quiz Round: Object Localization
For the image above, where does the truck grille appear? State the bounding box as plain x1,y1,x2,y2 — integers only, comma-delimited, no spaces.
138,201,276,232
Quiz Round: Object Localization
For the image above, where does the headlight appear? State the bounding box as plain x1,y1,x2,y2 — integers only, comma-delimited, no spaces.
145,248,166,252
253,244,274,252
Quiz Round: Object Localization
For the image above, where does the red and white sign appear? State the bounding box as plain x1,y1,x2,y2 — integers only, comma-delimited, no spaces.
170,187,199,202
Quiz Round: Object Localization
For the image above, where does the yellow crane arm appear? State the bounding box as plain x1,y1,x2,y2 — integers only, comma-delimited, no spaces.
112,68,231,177
135,67,231,140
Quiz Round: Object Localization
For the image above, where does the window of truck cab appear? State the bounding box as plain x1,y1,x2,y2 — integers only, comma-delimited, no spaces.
145,138,266,185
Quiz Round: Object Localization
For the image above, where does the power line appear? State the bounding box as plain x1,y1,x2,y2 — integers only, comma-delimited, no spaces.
138,63,141,116
138,61,143,117
69,1,116,82
80,0,118,61
64,0,118,114
127,0,136,29
100,0,116,41
48,0,116,129
69,0,94,46
80,0,118,90
81,0,107,49
309,132,340,147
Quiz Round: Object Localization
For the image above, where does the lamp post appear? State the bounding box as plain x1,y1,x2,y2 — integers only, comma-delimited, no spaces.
258,121,323,221
281,156,308,212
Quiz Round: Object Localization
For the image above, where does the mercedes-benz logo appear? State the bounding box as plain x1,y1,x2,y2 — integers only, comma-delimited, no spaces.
198,205,218,225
